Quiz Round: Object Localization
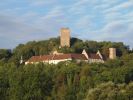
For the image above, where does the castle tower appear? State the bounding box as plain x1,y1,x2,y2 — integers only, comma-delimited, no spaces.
109,48,116,59
60,28,70,47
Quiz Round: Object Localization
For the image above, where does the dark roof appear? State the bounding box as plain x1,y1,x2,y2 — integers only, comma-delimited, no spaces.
88,53,102,59
71,54,87,60
27,54,87,62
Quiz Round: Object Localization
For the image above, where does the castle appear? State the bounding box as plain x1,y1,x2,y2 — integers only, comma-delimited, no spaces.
25,28,116,65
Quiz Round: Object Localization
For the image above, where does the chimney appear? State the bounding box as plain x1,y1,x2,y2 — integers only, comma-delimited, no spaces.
109,48,116,59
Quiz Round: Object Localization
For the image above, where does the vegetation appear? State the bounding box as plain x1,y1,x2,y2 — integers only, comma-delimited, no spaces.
1,37,129,64
0,37,133,100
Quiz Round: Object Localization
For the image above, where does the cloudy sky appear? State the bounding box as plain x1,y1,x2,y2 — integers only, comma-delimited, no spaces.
0,0,133,49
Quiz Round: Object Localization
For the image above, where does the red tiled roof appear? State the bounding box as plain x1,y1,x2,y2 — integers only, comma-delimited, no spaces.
52,54,71,60
27,54,87,63
71,54,87,60
88,53,102,59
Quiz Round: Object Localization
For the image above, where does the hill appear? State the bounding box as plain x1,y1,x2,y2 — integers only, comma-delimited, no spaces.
0,37,133,100
0,37,130,64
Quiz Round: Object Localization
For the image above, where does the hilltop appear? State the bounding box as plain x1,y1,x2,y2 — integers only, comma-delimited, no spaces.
0,37,131,65
0,37,133,100
0,27,131,65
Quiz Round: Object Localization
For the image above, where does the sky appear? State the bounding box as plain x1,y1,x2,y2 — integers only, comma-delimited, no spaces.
0,0,133,49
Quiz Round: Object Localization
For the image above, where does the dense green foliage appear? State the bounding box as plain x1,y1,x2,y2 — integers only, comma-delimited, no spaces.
85,82,133,100
0,37,133,100
0,55,133,100
0,49,12,62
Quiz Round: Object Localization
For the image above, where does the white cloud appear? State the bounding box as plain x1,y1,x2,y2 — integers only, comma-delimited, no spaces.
104,0,133,13
90,20,133,47
74,15,92,29
0,0,133,48
0,12,64,48
102,21,128,37
42,6,64,19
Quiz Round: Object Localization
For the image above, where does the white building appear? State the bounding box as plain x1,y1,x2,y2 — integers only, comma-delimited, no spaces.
25,49,106,65
25,53,88,65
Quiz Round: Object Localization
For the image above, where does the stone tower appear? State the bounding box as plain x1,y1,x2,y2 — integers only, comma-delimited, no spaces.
60,28,70,47
109,48,116,59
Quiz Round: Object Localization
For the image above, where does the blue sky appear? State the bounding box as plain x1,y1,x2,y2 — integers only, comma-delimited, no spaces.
0,0,133,49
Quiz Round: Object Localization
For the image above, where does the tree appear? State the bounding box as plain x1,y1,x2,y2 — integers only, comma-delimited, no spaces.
85,82,133,100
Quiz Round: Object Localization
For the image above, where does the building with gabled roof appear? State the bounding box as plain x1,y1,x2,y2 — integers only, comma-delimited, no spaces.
25,47,118,65
25,53,88,65
82,49,104,63
25,49,105,65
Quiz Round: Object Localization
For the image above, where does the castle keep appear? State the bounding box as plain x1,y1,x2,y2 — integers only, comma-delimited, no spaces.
60,28,70,47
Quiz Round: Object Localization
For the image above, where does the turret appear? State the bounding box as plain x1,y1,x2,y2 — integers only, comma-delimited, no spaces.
109,48,116,59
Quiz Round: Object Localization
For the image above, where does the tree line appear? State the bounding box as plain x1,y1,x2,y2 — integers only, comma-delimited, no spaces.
0,56,133,100
0,37,133,100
